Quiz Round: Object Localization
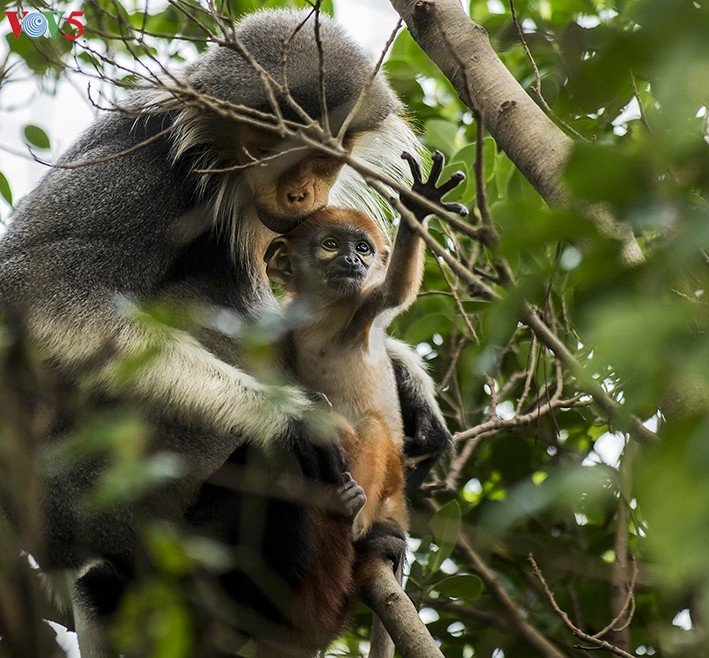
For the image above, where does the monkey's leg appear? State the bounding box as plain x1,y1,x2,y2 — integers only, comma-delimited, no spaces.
348,425,389,540
379,450,409,534
72,560,131,658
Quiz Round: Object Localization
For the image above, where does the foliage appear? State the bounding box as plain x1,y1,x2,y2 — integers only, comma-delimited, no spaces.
1,0,709,657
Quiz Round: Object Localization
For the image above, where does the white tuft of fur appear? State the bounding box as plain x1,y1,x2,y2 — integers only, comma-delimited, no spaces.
26,307,313,468
40,569,77,621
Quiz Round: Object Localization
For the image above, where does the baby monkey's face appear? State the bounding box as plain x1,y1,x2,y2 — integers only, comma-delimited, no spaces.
304,225,381,297
264,207,390,299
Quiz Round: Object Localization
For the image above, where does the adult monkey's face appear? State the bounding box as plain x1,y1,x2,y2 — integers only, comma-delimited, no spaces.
235,125,353,234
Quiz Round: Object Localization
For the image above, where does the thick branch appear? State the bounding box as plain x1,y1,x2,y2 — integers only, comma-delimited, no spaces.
388,0,643,265
362,559,446,658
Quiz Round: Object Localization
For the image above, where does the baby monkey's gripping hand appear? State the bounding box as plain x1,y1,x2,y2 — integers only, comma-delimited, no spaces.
401,150,468,221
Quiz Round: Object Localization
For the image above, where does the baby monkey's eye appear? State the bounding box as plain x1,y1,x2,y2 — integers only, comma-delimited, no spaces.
322,238,338,250
355,242,371,254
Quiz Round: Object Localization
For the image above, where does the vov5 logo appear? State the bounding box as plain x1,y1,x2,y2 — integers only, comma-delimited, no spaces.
5,9,84,40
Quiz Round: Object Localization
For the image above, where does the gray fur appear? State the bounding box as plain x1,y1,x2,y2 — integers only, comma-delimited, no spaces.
0,8,443,654
186,9,401,128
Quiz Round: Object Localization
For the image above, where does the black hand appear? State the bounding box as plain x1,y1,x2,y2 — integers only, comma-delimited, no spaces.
295,390,346,484
285,410,346,485
401,150,469,221
293,433,346,485
393,358,452,494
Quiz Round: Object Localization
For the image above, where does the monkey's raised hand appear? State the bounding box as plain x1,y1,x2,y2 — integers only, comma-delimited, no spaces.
401,150,468,221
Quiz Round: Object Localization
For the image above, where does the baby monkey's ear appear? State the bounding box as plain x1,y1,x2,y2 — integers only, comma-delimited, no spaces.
264,237,294,287
379,245,391,265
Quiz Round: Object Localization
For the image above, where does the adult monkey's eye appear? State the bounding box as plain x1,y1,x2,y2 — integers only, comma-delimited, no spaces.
258,147,279,157
322,238,338,250
355,242,371,254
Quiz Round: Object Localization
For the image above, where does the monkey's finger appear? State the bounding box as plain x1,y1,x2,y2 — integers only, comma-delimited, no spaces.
337,473,367,519
401,151,423,184
305,389,332,408
435,171,466,196
441,202,469,217
428,150,445,183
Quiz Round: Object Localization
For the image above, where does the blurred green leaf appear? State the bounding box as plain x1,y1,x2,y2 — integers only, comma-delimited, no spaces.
435,574,483,601
428,501,461,573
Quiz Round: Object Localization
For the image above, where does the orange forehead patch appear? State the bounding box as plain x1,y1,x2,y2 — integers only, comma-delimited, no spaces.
287,206,387,251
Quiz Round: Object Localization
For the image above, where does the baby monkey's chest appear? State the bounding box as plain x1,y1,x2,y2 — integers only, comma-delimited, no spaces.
292,336,403,438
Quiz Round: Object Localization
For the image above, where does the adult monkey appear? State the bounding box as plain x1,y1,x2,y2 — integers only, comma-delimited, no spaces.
0,8,450,655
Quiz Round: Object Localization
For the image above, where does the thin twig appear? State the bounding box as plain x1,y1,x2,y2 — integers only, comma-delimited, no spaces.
508,0,584,140
528,554,636,658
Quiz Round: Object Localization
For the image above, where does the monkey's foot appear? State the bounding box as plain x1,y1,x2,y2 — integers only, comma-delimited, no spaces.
356,520,407,574
337,471,366,521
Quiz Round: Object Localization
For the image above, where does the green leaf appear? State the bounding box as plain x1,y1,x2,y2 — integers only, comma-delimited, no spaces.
428,501,461,573
0,172,12,206
402,313,449,345
23,124,51,150
423,119,460,158
435,574,483,601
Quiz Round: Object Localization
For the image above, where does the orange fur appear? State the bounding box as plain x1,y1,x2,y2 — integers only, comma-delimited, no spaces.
286,206,389,254
340,415,408,540
261,206,422,657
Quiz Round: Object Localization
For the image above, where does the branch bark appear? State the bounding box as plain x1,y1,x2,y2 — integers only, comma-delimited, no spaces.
362,559,446,658
388,0,644,265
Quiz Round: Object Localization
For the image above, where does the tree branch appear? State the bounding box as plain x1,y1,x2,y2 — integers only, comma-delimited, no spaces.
388,0,644,265
522,305,659,445
529,554,637,658
361,559,446,658
426,501,568,658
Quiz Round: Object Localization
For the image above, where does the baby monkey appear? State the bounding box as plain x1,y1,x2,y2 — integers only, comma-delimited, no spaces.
265,151,466,541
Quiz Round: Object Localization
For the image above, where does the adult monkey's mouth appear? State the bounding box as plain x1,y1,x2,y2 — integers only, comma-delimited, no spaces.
257,204,327,235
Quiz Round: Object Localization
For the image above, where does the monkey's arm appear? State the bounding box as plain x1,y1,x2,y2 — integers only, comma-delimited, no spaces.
370,151,468,315
27,301,329,478
387,151,467,491
377,209,427,312
386,339,453,493
0,112,342,484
